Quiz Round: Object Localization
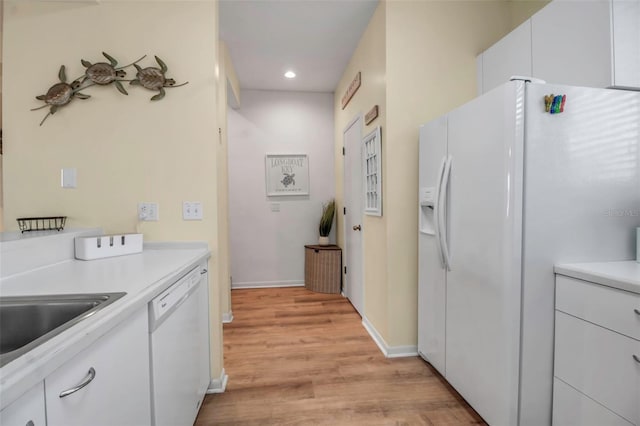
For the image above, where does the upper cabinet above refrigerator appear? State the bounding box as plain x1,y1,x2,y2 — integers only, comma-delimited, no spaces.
477,0,640,94
477,20,532,95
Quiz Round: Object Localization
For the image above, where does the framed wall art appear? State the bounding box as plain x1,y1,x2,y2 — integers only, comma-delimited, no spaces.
363,126,382,216
265,154,309,196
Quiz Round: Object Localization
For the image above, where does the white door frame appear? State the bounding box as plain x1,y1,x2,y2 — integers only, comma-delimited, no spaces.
342,113,365,316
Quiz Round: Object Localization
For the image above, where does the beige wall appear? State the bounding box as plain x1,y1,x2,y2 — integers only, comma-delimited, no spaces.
336,0,545,349
334,1,388,338
509,0,550,29
3,0,223,377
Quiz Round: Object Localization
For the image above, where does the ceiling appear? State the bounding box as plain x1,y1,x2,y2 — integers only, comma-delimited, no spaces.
219,0,378,93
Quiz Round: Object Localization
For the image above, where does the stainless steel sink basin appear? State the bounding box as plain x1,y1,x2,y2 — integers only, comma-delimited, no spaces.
0,293,126,367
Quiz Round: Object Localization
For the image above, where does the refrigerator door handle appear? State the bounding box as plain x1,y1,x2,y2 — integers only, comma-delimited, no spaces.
434,157,447,268
439,156,453,271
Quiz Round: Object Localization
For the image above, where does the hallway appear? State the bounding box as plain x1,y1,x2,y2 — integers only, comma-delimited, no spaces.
195,287,484,425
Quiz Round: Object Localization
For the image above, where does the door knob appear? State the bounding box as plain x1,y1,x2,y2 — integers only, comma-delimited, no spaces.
353,225,362,231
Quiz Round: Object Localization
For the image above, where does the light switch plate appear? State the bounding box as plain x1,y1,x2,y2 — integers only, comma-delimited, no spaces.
61,168,77,188
183,201,203,220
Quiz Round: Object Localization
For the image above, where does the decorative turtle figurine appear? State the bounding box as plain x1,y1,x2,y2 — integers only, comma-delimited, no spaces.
281,173,296,187
78,52,146,95
130,55,188,101
31,65,90,126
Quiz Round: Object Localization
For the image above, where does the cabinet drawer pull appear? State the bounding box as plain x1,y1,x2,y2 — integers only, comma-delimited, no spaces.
634,354,640,364
26,421,34,426
634,308,640,316
59,367,96,398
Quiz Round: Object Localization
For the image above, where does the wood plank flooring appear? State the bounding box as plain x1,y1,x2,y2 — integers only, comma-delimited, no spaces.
195,287,485,425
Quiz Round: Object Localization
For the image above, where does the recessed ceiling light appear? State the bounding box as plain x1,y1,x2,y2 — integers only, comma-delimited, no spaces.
284,70,296,79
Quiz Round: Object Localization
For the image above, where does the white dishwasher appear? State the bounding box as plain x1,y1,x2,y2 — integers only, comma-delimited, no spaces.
149,264,210,426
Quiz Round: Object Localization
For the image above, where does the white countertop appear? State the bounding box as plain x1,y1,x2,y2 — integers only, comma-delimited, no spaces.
0,243,210,410
554,261,640,294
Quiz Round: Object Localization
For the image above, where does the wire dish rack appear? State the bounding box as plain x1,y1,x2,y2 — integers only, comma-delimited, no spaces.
17,216,67,233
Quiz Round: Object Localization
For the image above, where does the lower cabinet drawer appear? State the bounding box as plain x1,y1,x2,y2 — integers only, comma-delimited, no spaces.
554,311,640,424
555,275,640,340
553,378,633,426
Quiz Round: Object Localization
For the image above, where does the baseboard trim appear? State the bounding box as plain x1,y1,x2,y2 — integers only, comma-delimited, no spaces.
231,280,304,289
206,368,228,394
222,311,234,323
361,316,418,358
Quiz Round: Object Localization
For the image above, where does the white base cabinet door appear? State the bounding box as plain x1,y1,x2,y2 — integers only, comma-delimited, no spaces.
0,381,46,426
45,308,151,426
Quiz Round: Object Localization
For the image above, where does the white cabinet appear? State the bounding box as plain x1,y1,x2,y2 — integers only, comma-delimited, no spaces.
477,0,640,93
553,275,640,426
612,0,640,88
477,20,532,95
45,308,151,426
531,0,613,89
553,378,633,426
0,382,46,426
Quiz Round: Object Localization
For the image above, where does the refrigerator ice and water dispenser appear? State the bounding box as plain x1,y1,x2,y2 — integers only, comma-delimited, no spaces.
419,187,436,236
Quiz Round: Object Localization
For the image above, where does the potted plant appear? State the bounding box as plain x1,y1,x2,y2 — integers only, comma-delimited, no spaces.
318,199,335,246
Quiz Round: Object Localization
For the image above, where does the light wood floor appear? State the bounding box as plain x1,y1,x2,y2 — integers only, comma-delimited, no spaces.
195,287,485,425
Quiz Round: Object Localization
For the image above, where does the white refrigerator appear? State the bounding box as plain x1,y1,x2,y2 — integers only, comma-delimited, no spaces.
418,80,640,426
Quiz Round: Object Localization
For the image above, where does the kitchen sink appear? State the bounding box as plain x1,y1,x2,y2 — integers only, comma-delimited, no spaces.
0,293,126,367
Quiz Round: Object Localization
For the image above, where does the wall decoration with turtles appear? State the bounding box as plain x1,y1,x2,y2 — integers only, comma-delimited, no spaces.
31,53,188,126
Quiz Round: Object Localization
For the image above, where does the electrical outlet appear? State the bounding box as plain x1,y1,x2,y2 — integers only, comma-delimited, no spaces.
183,201,203,220
138,202,159,221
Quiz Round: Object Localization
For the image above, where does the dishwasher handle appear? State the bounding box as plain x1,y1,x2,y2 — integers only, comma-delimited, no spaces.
150,269,203,331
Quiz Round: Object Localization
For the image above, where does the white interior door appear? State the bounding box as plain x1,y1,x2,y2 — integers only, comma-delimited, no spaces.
343,115,364,316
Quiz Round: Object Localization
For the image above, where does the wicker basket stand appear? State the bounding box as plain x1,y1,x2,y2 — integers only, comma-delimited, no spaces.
304,245,342,294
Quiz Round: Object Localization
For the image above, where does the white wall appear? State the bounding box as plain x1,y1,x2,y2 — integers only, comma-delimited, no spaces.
228,90,334,288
